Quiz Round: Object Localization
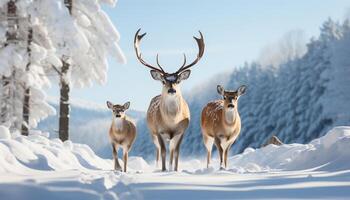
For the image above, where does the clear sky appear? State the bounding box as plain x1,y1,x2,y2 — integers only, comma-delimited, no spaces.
47,0,350,111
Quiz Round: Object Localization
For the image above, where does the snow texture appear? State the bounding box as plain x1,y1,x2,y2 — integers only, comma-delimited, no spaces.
0,126,350,199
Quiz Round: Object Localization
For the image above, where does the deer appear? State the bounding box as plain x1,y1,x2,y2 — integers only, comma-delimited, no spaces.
201,85,247,169
134,28,205,171
107,101,136,172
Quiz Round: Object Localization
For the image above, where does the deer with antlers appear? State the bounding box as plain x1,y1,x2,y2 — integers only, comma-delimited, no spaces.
134,29,205,171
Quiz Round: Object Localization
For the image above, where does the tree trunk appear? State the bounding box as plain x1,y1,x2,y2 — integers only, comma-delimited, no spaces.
58,0,73,142
59,60,70,141
21,27,32,136
21,88,30,136
0,76,10,125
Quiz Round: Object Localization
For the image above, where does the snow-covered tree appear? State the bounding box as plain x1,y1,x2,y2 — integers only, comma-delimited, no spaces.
0,0,125,138
31,0,125,140
0,0,56,135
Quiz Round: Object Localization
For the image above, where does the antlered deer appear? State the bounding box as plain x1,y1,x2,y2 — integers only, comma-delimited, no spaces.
107,101,136,172
201,85,247,169
134,29,205,171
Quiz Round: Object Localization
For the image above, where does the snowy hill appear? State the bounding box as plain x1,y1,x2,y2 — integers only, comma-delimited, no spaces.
1,126,350,199
134,18,350,159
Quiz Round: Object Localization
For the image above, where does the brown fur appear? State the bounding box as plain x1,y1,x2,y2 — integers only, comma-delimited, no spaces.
109,116,136,172
147,92,190,171
201,85,246,169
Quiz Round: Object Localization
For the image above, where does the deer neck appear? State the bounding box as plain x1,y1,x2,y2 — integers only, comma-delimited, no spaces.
160,92,182,120
223,107,237,125
112,116,126,132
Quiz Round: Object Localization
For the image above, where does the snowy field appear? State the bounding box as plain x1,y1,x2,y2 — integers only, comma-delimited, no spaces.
0,126,350,200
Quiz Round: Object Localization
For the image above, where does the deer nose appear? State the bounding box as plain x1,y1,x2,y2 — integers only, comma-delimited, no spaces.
168,88,176,94
116,114,121,118
227,104,235,108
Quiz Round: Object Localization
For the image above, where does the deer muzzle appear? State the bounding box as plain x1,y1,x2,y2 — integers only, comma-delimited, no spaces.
168,88,176,94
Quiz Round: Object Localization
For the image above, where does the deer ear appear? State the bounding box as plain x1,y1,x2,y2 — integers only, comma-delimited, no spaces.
217,85,224,95
237,85,247,96
106,101,113,109
123,101,130,110
150,70,163,81
178,70,191,82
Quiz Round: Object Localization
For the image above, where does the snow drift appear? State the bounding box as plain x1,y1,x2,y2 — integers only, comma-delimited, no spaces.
1,126,350,199
226,126,350,173
1,126,350,174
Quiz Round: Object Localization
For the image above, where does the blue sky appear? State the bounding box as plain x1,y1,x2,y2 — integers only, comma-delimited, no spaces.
48,0,350,111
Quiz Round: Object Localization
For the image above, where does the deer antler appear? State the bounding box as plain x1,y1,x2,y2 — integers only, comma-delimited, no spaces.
176,31,205,73
134,29,165,74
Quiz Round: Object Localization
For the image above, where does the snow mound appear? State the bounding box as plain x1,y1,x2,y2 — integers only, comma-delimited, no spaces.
0,126,10,139
227,126,350,172
1,127,350,175
0,132,150,174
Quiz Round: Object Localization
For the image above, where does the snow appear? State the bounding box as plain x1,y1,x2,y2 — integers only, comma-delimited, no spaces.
0,126,10,139
0,126,350,199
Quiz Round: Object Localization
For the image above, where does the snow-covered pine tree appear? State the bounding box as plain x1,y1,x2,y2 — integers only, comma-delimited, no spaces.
0,0,56,135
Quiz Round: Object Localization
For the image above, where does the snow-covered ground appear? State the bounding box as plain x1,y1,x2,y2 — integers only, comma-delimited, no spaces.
1,126,350,200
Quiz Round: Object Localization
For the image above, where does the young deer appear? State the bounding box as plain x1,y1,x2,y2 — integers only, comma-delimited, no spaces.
134,29,205,171
201,85,247,169
107,101,136,172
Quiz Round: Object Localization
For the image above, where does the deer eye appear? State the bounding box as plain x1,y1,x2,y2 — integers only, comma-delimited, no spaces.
223,96,226,100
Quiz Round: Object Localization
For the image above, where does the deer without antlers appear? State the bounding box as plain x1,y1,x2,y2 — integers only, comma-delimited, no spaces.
201,85,247,169
107,101,136,172
134,29,205,171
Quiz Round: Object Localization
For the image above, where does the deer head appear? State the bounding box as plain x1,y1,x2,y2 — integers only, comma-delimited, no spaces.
107,101,130,118
217,85,247,110
134,29,205,96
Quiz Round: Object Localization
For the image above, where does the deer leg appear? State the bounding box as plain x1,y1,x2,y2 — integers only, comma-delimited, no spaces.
112,143,122,171
214,137,224,169
203,135,214,168
169,133,179,171
156,148,160,168
123,147,128,173
174,134,184,172
224,143,233,168
157,134,167,171
169,148,174,171
152,135,161,168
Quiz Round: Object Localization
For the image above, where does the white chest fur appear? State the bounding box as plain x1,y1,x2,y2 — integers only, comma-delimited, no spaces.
161,96,182,127
225,108,236,124
163,95,180,114
114,118,124,131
